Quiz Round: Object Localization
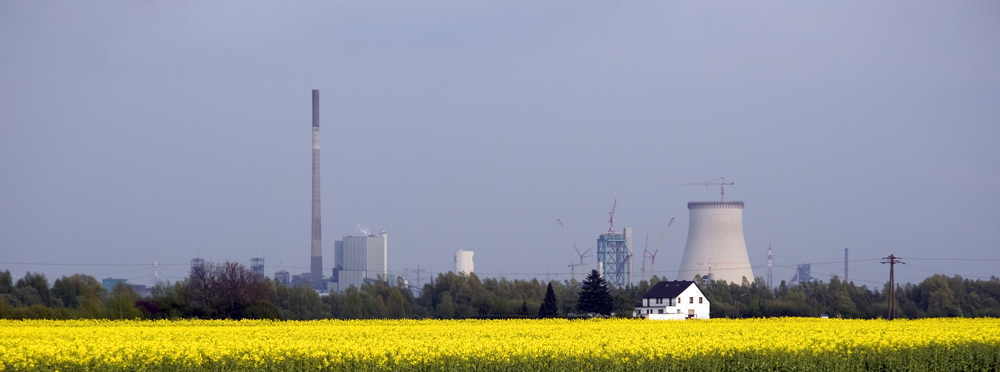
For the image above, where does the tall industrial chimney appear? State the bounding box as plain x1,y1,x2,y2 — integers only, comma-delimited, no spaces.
311,89,323,282
676,201,754,284
844,248,849,283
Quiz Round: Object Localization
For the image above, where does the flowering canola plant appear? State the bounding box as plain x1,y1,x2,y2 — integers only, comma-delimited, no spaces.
1,318,997,371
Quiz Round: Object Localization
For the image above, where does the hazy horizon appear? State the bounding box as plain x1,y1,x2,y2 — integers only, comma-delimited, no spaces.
2,1,998,289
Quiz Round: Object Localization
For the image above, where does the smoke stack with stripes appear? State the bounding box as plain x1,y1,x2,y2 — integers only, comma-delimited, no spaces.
311,89,323,284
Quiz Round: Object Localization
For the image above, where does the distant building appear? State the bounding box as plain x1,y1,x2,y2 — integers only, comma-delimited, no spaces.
634,280,710,320
274,270,290,285
789,263,814,286
455,250,474,274
331,231,388,292
250,257,264,277
597,227,632,288
102,278,127,293
130,284,151,298
101,278,151,298
190,258,206,276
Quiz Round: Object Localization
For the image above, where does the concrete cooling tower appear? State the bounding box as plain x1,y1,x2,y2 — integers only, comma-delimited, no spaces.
676,201,754,284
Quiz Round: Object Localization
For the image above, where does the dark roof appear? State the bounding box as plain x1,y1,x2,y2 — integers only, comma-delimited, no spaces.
642,280,698,299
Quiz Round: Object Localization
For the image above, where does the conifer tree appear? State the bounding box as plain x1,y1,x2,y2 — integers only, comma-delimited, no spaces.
577,269,614,316
538,282,558,318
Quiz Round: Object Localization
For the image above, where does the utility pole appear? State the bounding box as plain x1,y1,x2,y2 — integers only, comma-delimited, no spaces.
881,254,905,320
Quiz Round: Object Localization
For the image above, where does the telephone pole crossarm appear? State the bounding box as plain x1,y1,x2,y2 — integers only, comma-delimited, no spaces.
881,254,905,320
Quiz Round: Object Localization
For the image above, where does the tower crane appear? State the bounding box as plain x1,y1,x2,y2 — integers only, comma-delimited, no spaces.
683,177,735,202
557,219,592,282
641,218,675,282
608,199,617,233
640,233,650,282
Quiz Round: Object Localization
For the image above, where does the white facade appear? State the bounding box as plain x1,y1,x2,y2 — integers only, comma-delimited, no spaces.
634,281,710,320
676,202,754,284
455,250,474,274
334,232,388,291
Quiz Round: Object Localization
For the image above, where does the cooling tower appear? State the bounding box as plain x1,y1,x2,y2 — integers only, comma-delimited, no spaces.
676,201,754,284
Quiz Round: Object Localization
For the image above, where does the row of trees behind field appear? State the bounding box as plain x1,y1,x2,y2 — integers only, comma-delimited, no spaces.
2,263,998,320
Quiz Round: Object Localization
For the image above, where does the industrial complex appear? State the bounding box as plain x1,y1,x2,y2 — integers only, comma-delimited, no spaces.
246,92,760,293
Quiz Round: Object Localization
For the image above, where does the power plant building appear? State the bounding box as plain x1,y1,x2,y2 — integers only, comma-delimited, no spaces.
455,250,474,274
190,258,205,276
597,227,632,288
273,270,290,285
676,202,754,284
331,232,388,291
250,257,264,277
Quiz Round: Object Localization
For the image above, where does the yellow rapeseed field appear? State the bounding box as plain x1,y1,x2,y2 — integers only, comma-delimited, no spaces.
1,318,997,371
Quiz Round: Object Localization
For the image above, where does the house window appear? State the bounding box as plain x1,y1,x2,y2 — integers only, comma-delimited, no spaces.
688,309,695,318
656,298,662,304
658,309,663,314
689,297,694,304
699,297,703,304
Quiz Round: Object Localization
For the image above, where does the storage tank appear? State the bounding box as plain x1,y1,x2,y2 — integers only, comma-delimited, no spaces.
676,201,754,284
455,250,474,274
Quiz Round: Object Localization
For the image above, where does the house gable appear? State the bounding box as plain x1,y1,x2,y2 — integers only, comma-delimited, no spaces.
642,280,697,299
635,280,710,319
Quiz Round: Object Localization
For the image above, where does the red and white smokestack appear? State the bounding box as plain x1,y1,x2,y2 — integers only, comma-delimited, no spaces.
311,89,323,282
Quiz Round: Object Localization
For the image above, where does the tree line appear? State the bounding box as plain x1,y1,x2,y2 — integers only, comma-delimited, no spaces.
2,263,998,320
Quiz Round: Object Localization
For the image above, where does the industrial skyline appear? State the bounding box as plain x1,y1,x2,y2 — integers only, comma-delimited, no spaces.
2,2,998,288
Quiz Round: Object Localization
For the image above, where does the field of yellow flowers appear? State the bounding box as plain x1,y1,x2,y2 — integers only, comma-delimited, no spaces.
1,318,998,371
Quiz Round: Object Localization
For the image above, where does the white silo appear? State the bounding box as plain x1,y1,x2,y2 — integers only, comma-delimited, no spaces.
455,250,474,274
676,201,754,284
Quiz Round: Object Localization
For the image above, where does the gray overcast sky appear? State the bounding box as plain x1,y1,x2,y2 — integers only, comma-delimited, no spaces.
1,1,998,288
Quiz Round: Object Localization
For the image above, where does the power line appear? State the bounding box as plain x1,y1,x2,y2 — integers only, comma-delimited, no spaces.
904,258,1000,261
772,255,883,265
0,262,188,267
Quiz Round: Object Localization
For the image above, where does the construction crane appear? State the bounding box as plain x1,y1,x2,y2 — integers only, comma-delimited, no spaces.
641,218,675,282
640,233,650,282
557,219,592,282
683,177,735,202
608,199,617,233
698,259,716,282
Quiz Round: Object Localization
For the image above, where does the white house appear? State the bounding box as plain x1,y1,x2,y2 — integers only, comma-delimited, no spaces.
634,280,710,320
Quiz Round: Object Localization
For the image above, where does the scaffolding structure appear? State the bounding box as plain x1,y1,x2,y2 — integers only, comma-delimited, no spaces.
597,227,632,288
190,258,205,276
250,257,264,277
